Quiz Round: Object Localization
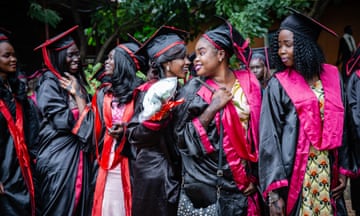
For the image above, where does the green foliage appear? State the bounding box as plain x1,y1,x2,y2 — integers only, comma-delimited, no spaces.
28,2,62,28
84,63,147,96
84,63,102,96
215,0,312,41
85,0,217,47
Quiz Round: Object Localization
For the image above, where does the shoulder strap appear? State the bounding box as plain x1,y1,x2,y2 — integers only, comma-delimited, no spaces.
216,109,224,196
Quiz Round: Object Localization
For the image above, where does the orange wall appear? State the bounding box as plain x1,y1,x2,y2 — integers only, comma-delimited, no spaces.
318,0,360,65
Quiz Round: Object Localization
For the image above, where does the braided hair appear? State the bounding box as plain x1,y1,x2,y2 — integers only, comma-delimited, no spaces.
110,47,143,105
271,30,325,80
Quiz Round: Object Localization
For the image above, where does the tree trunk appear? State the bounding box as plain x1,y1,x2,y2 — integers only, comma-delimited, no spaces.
71,0,87,63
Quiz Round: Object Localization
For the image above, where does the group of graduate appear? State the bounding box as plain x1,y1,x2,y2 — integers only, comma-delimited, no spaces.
1,7,360,216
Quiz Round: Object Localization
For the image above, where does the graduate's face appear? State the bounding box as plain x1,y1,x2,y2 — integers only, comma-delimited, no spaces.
66,44,81,74
104,49,115,76
0,42,16,79
249,58,266,80
194,38,221,77
164,57,186,79
278,29,294,67
183,56,192,74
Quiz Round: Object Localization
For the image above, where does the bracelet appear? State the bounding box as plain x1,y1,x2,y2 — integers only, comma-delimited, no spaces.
268,191,279,206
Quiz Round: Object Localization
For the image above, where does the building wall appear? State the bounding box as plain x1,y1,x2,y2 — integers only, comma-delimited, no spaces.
318,0,360,65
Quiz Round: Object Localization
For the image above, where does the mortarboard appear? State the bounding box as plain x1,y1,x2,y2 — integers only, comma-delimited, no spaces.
135,25,189,62
251,47,272,71
34,25,79,79
0,27,11,41
116,34,149,73
280,8,338,41
346,44,360,76
202,16,251,66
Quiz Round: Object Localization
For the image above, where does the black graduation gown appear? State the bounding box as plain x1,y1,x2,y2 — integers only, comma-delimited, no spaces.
86,86,134,215
173,75,262,216
0,81,39,216
127,81,181,216
35,71,92,216
346,70,360,212
259,72,350,215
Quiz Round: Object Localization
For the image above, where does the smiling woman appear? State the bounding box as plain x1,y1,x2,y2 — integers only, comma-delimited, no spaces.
0,28,39,216
259,8,352,216
174,17,264,215
33,25,92,216
127,25,188,216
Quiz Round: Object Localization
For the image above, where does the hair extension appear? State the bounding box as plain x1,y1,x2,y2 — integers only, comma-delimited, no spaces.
110,47,143,105
271,30,325,80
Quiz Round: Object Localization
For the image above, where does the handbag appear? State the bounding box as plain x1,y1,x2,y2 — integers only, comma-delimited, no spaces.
177,110,224,216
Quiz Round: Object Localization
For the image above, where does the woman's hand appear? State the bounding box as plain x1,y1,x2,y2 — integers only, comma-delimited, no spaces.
331,174,347,200
269,197,285,216
209,87,233,111
108,123,126,140
243,182,257,196
60,72,80,96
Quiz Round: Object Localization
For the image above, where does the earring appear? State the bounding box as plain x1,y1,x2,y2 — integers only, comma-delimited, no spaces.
166,65,170,72
219,58,223,62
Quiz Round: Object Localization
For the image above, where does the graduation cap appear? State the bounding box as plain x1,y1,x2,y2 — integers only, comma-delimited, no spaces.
0,27,11,41
27,68,46,80
33,25,79,79
280,7,338,41
251,47,271,72
346,44,360,76
116,34,149,73
135,25,189,62
202,16,251,66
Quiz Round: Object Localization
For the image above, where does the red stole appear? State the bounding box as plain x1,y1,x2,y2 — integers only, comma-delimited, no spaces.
91,92,134,216
0,100,35,216
197,70,261,163
196,70,262,216
275,64,344,215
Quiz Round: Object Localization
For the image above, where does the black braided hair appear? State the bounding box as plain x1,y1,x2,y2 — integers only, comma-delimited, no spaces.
110,47,143,105
271,30,325,80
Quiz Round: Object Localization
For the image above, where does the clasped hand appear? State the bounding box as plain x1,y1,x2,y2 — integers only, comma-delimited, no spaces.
210,87,233,111
108,123,126,140
60,72,80,96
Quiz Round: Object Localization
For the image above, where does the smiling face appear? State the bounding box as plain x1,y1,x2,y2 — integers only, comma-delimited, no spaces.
104,49,115,76
165,58,186,79
0,41,17,80
66,43,81,74
278,29,294,68
194,38,221,77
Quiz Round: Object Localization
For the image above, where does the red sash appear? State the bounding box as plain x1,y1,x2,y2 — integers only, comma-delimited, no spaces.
196,71,262,215
91,92,134,216
197,71,261,162
0,100,35,216
275,64,344,214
